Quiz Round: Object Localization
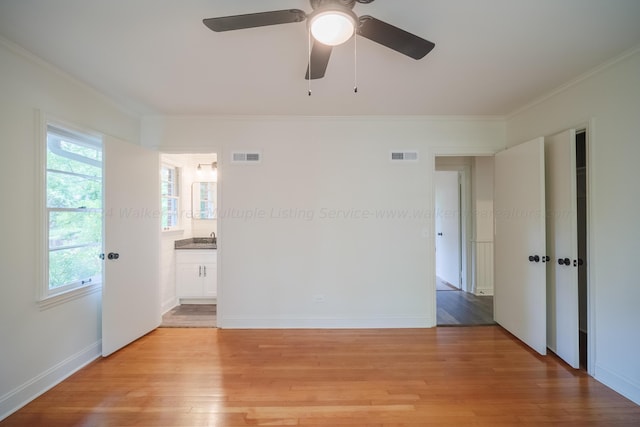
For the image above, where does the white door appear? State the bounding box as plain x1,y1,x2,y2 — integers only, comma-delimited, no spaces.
494,138,547,355
102,136,160,357
546,129,579,368
435,171,461,288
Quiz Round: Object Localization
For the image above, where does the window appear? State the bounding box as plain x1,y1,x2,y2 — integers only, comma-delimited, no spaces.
44,123,103,299
161,164,180,230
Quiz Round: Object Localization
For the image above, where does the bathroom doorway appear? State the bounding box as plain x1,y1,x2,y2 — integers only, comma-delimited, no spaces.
159,152,218,328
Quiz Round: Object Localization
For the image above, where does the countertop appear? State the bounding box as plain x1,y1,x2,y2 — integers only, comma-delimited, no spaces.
174,237,217,250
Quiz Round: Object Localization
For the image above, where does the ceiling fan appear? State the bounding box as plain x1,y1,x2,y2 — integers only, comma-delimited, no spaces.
203,0,435,80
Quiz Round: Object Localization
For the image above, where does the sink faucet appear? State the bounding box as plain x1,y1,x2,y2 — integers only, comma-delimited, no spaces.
210,232,216,239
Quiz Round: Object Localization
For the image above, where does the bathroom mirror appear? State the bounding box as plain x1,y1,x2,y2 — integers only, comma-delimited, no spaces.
192,182,217,219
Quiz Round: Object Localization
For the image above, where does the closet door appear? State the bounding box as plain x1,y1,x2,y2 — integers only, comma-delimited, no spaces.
494,138,547,355
102,136,160,357
545,129,579,368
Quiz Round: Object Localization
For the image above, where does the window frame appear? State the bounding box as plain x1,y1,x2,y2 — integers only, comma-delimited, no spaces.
37,114,103,309
161,162,181,231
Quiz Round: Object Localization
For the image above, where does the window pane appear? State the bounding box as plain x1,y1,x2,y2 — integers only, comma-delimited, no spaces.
49,211,102,249
162,197,178,228
45,123,103,295
47,140,101,178
49,246,101,289
161,181,175,197
47,171,101,208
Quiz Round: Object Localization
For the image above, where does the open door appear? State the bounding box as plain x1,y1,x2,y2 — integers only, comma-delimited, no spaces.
546,129,580,368
435,171,461,288
494,138,547,355
102,136,160,357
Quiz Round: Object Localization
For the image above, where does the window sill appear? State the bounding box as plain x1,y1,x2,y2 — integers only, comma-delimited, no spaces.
38,282,102,311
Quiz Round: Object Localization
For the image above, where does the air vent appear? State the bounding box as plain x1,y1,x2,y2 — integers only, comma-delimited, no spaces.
231,151,261,164
390,151,419,162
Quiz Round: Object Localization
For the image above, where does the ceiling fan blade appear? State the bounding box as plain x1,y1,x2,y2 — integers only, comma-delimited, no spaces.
305,41,333,80
203,9,306,32
357,15,435,60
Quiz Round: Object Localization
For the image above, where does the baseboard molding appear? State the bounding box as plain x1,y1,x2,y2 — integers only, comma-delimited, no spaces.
178,298,216,305
218,315,433,329
161,297,178,315
0,340,101,421
594,363,640,406
474,288,494,296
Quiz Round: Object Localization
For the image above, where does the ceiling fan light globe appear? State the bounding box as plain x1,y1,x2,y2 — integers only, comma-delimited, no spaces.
310,11,356,46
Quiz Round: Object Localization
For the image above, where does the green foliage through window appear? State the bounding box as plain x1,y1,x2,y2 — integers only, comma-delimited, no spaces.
161,165,179,229
46,124,103,293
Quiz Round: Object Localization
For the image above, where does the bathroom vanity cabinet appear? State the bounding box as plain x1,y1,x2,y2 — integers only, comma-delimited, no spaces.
175,249,217,300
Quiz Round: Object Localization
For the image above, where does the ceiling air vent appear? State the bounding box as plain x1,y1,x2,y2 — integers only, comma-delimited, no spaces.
231,151,261,164
390,151,419,162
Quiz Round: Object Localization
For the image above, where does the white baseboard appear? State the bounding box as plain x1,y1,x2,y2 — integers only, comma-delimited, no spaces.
218,315,434,329
474,288,494,296
0,340,101,421
595,363,640,406
178,297,216,305
161,297,178,315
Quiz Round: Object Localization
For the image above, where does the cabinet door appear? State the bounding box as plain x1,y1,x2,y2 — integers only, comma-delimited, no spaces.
202,262,217,298
176,263,203,297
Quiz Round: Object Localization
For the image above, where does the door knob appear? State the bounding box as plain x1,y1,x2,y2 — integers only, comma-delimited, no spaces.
107,252,120,260
529,255,540,262
542,256,550,263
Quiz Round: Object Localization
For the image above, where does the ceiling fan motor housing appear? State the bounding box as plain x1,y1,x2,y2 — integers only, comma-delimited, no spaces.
310,0,357,10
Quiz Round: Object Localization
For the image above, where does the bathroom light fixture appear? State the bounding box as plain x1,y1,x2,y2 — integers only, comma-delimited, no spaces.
196,162,217,171
196,162,218,181
309,7,357,46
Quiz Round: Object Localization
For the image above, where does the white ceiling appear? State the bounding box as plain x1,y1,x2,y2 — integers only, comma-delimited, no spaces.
1,0,639,116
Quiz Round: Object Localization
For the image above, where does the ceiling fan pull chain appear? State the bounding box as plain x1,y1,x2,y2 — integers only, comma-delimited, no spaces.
308,27,312,96
354,30,358,93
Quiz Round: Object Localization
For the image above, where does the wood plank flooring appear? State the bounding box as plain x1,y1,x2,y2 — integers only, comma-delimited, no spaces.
437,290,495,325
2,327,639,426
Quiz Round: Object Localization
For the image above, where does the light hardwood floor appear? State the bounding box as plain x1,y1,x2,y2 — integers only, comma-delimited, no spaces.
2,327,639,426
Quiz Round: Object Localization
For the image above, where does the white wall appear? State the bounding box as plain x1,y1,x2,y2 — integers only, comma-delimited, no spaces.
142,116,505,328
472,157,494,242
506,47,640,405
0,39,140,419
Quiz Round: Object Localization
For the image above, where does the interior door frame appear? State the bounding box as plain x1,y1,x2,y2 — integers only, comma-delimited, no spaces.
580,119,595,376
158,148,222,323
430,148,497,324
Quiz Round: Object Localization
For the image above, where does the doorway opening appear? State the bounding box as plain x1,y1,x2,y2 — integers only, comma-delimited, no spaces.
576,130,588,370
159,152,218,328
435,156,496,326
